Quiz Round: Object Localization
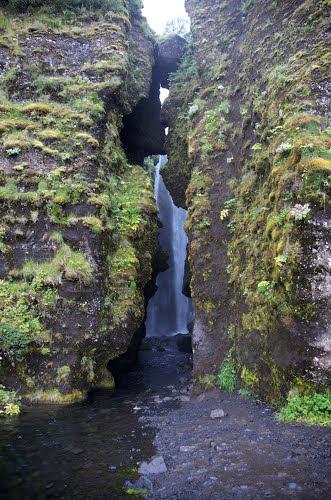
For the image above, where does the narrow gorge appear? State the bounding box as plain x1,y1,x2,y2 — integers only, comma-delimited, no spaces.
0,0,330,498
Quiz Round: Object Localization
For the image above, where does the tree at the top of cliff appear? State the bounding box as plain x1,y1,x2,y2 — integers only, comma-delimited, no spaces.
157,17,191,43
164,17,190,37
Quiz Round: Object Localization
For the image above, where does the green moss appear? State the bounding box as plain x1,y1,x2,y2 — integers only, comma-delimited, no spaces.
162,49,199,207
0,279,51,355
197,374,216,390
21,102,55,115
81,356,95,383
240,366,258,389
103,166,157,327
3,0,129,15
124,487,147,497
25,388,84,404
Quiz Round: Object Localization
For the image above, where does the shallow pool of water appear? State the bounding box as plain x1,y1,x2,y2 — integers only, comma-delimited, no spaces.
0,337,191,499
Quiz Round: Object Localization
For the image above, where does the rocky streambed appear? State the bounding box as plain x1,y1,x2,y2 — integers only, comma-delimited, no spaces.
146,388,331,499
0,337,330,499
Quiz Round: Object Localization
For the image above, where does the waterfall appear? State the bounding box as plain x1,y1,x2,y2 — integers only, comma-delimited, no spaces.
145,156,193,337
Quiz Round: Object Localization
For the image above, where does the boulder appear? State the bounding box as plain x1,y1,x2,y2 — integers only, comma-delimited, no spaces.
210,409,226,419
156,35,188,89
138,456,167,475
175,334,192,353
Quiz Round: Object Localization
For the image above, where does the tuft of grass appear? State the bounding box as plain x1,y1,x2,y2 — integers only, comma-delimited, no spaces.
14,243,93,286
124,487,147,497
38,128,63,140
25,388,84,404
21,102,55,115
218,353,236,392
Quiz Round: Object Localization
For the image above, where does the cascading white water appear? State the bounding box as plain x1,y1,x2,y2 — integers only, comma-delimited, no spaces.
145,156,193,337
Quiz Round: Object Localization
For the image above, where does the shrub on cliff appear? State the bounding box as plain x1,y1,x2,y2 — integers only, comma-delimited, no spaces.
0,385,20,417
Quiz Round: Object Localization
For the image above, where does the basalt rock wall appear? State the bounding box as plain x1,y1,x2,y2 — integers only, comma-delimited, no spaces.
0,0,163,403
164,0,330,403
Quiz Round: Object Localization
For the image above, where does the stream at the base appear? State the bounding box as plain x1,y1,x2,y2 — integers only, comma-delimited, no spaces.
0,337,192,499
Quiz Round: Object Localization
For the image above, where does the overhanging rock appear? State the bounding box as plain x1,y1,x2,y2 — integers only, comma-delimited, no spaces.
156,35,188,89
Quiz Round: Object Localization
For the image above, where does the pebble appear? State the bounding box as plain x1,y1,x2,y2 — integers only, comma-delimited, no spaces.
138,456,167,475
210,409,226,419
136,476,153,491
202,477,217,487
209,441,223,452
68,447,84,455
124,477,153,492
288,483,301,490
179,445,196,453
180,388,190,394
179,395,190,402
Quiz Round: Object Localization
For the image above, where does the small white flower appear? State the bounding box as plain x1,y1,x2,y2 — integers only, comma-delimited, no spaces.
276,142,293,154
290,203,311,221
188,104,199,118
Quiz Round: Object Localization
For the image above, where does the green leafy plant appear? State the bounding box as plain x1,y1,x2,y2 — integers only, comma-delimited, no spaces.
278,393,331,426
238,388,253,397
6,146,21,156
257,280,276,299
290,203,311,221
218,352,236,392
224,198,237,209
0,385,21,417
0,280,51,354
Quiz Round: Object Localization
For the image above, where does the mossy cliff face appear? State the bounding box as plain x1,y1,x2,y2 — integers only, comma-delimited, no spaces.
164,0,330,403
0,1,159,403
